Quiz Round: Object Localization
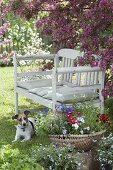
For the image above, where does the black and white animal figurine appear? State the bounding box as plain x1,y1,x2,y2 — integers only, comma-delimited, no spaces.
12,110,36,142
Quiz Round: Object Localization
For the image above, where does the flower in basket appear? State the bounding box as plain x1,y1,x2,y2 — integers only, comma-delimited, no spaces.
35,103,108,136
57,103,109,135
35,103,109,151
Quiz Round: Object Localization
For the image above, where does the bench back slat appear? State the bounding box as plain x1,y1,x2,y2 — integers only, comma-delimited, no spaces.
57,48,105,90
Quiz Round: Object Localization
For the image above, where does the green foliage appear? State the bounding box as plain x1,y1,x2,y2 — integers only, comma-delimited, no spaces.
6,12,52,55
105,97,113,133
105,97,113,114
0,144,43,170
8,19,35,52
35,110,68,136
31,144,77,170
99,29,113,38
72,103,106,134
22,31,51,55
97,133,113,166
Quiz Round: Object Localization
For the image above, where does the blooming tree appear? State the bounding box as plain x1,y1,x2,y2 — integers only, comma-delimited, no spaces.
4,0,113,97
0,3,13,66
0,24,13,66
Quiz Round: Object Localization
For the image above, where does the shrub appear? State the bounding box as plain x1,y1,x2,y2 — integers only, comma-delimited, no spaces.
31,144,78,170
22,31,51,55
7,15,51,55
0,145,43,170
97,133,113,167
105,97,113,115
0,51,13,67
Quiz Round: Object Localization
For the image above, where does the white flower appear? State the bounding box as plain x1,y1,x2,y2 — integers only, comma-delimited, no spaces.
62,129,67,135
77,116,85,123
58,154,62,158
80,130,84,134
86,127,90,131
72,123,79,130
92,139,97,143
49,166,52,170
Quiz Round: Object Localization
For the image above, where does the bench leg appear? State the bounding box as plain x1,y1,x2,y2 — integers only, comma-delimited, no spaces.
52,102,56,112
101,100,104,114
99,90,104,114
15,92,18,114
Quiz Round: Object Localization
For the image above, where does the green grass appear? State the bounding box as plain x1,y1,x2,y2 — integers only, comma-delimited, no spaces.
0,67,49,162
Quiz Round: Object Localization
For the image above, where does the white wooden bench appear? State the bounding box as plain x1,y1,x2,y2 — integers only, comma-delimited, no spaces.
13,48,105,114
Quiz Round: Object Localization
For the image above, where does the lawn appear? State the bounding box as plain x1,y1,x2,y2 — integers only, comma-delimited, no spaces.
0,66,49,165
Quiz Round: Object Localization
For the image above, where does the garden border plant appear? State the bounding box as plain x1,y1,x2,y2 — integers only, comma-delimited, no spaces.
31,144,78,170
97,133,113,169
0,144,44,170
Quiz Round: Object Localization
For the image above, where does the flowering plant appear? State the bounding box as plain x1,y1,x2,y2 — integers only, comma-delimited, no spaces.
31,144,77,170
97,133,113,167
56,103,109,135
0,51,14,67
61,106,109,135
36,103,109,136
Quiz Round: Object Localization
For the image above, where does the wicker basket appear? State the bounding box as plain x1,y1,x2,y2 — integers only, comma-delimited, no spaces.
49,130,106,151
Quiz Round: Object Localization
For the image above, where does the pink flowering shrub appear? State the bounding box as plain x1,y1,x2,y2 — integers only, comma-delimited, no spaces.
0,51,14,67
0,21,13,66
0,23,9,35
3,0,113,96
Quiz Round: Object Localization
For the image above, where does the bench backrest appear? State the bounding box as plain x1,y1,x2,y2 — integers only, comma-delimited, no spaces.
56,48,105,91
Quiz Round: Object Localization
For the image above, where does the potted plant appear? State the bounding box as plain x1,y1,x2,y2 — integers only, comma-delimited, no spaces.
35,103,108,151
97,133,113,170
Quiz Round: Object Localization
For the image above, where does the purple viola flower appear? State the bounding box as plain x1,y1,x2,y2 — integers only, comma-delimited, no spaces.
66,107,74,113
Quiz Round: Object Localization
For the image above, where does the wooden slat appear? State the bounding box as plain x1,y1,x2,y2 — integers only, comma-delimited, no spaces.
16,54,55,60
17,70,52,77
63,58,68,81
94,72,99,84
63,82,101,89
57,66,101,74
66,59,72,82
69,59,74,83
58,48,84,59
61,57,66,81
16,87,53,108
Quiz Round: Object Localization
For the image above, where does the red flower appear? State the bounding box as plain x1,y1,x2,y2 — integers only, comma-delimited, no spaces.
76,111,81,115
99,114,107,122
67,111,73,114
99,114,110,124
66,114,71,119
68,117,78,124
72,118,78,123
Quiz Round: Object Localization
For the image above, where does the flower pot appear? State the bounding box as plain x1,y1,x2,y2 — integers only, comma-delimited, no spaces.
49,130,106,151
